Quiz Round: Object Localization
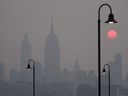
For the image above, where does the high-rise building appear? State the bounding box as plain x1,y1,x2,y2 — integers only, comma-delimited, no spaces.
74,58,79,73
61,68,69,82
125,73,128,87
78,70,87,85
0,62,4,81
35,61,43,83
87,70,96,87
110,53,123,85
44,16,60,82
9,69,19,82
74,58,79,85
20,33,31,81
73,58,87,85
114,53,122,85
74,58,79,96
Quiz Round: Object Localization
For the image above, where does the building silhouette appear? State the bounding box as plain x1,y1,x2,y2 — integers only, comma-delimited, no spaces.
115,53,122,85
74,58,80,84
110,53,122,85
87,70,96,87
35,61,43,83
9,69,19,82
74,58,79,72
78,70,87,85
125,73,128,88
0,62,5,81
74,58,80,96
44,16,60,82
61,68,69,82
20,33,32,81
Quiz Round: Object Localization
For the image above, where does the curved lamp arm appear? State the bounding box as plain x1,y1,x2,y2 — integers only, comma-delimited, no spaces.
27,59,35,69
98,3,112,20
103,64,110,72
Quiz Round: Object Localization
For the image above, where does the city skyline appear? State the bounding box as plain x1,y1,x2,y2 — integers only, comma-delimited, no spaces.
0,28,125,83
0,0,128,79
0,0,128,96
1,19,128,79
0,17,128,79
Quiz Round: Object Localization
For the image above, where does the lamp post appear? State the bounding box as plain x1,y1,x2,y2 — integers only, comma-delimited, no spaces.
102,64,111,96
98,3,117,96
26,59,36,96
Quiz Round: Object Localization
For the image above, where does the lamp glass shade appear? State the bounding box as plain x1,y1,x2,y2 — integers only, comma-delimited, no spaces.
26,64,31,69
105,13,118,24
102,68,106,73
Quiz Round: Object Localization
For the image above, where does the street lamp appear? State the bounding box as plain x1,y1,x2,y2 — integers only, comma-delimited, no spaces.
98,3,117,96
26,59,36,96
102,64,111,96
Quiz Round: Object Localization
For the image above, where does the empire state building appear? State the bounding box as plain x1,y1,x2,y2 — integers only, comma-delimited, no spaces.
44,17,60,82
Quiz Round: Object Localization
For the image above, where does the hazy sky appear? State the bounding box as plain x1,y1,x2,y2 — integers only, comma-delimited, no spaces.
0,0,128,78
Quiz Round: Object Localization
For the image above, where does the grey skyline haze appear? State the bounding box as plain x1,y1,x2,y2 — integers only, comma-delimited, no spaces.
0,0,128,79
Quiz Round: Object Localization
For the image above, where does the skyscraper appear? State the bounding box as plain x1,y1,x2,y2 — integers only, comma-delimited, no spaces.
110,53,122,85
0,62,4,81
44,16,60,82
87,70,96,87
125,73,128,87
74,58,79,73
9,69,19,82
74,58,79,96
114,53,122,85
20,33,31,81
35,61,43,83
74,58,80,85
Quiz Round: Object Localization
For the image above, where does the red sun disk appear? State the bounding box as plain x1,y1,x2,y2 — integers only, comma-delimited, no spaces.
107,30,117,39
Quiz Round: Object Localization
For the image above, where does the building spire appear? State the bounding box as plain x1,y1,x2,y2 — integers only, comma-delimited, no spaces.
24,33,29,42
50,15,54,34
74,57,79,72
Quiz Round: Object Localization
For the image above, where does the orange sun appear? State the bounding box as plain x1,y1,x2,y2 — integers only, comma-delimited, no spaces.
107,30,117,39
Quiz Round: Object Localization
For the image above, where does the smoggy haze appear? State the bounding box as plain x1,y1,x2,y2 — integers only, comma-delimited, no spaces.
0,0,128,78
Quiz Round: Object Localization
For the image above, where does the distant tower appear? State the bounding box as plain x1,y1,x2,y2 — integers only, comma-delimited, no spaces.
110,53,122,85
87,70,96,86
35,61,43,83
74,58,79,96
0,62,4,81
74,58,79,73
74,57,79,85
20,33,31,81
44,16,60,82
126,73,128,87
9,69,19,82
114,53,122,85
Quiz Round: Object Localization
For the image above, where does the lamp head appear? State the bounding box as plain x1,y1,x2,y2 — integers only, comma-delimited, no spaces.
26,64,31,69
105,13,118,24
102,68,106,73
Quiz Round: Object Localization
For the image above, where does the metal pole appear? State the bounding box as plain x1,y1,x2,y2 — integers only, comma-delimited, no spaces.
103,64,111,96
98,19,101,96
108,67,110,96
98,4,112,96
27,59,36,96
33,63,35,96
